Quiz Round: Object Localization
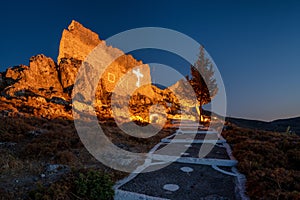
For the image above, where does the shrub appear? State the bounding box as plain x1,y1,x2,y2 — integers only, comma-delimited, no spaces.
29,169,115,200
75,170,114,200
222,126,300,199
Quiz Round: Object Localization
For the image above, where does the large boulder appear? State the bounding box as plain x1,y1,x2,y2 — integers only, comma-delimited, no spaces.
3,54,63,98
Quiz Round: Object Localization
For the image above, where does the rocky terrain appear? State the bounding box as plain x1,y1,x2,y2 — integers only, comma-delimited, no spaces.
0,20,299,199
0,20,195,199
0,20,198,123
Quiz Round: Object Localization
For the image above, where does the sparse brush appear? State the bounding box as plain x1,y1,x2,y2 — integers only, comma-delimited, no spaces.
29,169,115,200
222,126,300,199
75,170,114,200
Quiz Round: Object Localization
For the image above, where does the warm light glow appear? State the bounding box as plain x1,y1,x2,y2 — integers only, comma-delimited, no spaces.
130,115,149,123
203,117,210,122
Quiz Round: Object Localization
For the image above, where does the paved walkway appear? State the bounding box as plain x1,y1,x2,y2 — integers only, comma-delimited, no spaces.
114,120,248,200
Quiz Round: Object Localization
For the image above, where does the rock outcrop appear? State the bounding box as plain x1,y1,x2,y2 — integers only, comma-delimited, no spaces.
57,20,152,96
3,55,63,99
57,20,101,64
0,20,182,122
58,57,82,92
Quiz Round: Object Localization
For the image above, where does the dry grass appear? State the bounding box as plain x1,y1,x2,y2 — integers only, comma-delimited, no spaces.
0,114,176,199
222,124,300,199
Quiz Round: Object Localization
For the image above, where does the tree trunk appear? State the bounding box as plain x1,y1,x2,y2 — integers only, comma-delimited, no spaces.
196,98,203,123
199,97,204,123
196,104,201,119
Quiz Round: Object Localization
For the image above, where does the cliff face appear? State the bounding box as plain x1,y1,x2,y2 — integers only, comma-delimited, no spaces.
57,20,101,64
0,20,177,121
57,20,152,96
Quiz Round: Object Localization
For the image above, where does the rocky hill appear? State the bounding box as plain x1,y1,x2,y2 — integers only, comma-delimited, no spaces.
0,20,184,198
0,20,299,199
0,20,191,122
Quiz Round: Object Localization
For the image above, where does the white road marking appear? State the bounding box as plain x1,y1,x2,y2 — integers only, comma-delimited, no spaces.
163,184,180,192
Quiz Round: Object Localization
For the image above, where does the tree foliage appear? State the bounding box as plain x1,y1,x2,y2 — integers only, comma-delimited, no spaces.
189,45,218,117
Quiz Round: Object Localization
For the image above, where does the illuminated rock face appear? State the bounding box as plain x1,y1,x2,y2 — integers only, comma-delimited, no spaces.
57,20,152,96
0,20,181,121
4,54,64,98
99,54,152,95
57,20,101,64
0,20,154,101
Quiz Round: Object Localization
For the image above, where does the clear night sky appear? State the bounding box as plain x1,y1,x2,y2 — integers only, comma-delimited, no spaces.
0,0,299,121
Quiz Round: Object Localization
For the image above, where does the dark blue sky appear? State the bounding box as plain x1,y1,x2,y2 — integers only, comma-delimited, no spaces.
0,0,299,121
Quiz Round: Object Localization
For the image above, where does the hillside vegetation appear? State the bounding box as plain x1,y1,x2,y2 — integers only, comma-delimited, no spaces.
222,124,300,199
0,114,176,199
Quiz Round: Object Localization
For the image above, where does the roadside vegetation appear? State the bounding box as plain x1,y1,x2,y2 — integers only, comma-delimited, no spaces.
0,114,176,199
222,123,300,199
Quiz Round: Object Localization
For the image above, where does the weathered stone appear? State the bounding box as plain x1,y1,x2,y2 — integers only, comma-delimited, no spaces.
34,96,47,104
3,55,63,98
50,96,69,106
58,58,81,90
0,20,184,122
27,55,62,91
57,20,101,64
169,79,197,107
58,20,153,98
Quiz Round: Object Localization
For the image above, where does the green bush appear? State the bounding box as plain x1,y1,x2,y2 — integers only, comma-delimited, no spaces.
29,170,115,200
75,170,114,200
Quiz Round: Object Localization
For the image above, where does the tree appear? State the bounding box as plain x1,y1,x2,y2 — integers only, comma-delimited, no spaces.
189,45,218,122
